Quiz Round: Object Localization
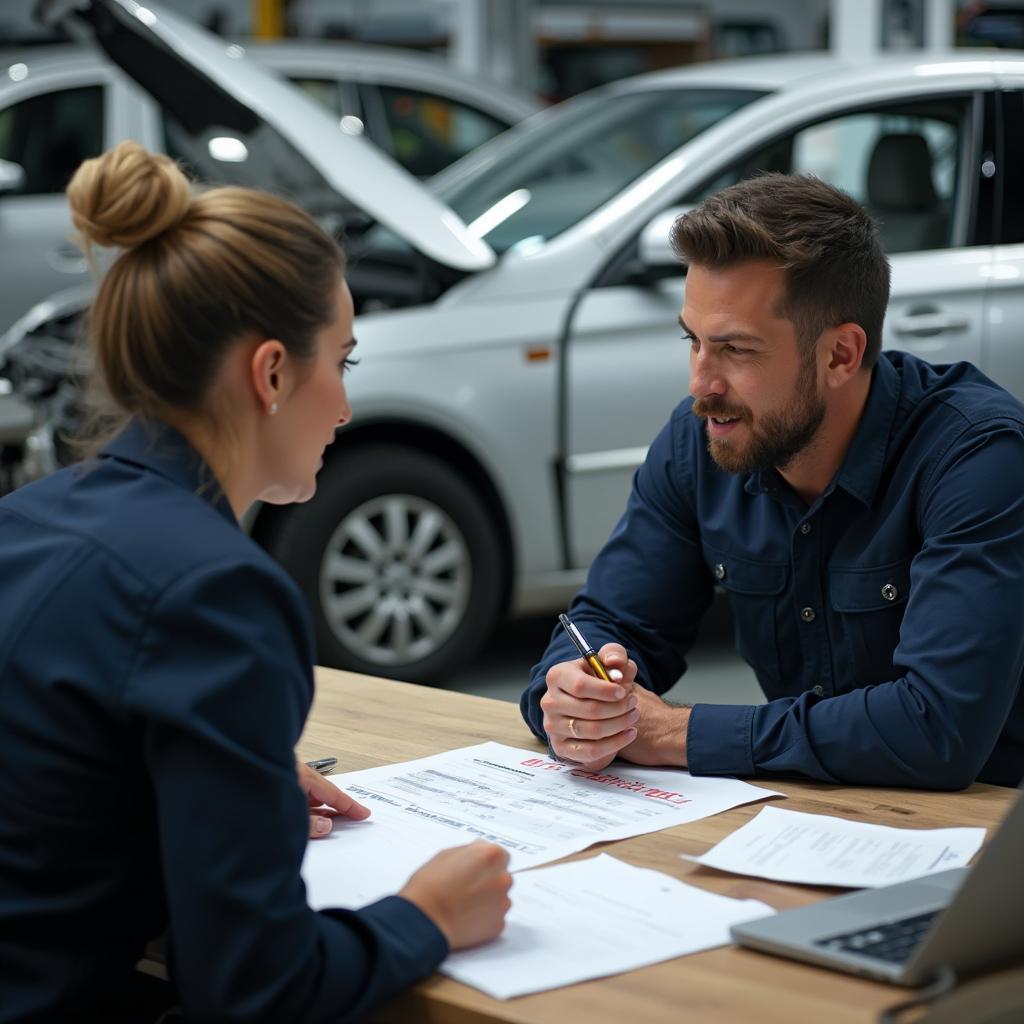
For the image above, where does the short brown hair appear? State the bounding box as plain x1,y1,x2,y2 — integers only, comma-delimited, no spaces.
66,140,344,434
670,174,890,367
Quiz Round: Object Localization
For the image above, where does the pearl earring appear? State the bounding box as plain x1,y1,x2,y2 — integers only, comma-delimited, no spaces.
270,402,278,415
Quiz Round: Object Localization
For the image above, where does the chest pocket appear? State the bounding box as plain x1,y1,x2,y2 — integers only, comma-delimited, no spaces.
829,560,912,683
705,548,787,687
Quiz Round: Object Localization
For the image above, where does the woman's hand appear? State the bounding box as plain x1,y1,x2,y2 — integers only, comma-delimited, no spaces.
296,759,371,838
399,840,513,949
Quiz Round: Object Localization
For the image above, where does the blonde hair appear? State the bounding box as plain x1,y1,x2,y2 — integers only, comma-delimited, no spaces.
66,140,345,436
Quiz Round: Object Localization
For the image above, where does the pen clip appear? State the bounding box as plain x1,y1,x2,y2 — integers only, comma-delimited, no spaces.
558,612,593,658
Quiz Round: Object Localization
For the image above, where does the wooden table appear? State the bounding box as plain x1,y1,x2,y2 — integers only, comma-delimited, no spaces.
299,668,1019,1024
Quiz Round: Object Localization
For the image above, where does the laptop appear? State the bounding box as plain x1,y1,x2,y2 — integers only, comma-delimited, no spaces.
730,793,1024,986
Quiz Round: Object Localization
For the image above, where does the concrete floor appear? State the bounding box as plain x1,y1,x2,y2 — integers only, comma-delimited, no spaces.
443,595,764,708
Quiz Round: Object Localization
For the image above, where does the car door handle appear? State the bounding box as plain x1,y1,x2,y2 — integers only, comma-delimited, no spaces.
891,312,969,337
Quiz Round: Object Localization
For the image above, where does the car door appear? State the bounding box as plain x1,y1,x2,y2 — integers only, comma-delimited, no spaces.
979,86,1024,401
0,73,106,334
0,52,155,337
562,269,688,569
773,97,987,373
563,90,987,570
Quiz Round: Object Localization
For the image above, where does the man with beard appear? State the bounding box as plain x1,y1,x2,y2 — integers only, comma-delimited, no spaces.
520,173,1024,790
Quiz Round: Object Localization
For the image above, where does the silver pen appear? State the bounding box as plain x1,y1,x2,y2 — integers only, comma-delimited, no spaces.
305,756,338,775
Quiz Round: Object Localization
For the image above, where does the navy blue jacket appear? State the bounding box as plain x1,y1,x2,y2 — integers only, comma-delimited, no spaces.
0,420,446,1023
523,353,1024,789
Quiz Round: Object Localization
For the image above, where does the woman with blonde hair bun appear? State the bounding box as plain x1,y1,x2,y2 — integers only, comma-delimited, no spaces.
0,141,511,1024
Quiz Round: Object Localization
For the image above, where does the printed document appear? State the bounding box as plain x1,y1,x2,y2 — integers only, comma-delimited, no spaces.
684,805,986,888
442,853,774,999
302,741,780,909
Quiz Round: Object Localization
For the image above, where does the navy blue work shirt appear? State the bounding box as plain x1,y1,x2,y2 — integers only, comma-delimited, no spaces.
522,353,1024,790
0,420,447,1023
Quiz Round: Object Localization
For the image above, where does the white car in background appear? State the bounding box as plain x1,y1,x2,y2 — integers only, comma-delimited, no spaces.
251,40,538,179
6,0,1024,683
0,38,537,336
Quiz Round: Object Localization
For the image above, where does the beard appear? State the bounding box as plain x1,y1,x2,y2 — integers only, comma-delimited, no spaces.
694,356,826,475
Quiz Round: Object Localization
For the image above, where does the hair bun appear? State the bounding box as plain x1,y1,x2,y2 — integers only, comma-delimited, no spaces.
67,140,191,249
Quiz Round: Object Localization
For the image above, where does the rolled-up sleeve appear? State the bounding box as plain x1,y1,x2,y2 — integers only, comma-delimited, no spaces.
128,559,447,1023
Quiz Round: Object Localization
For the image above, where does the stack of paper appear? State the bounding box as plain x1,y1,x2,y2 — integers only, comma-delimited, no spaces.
302,741,781,909
683,806,986,887
442,854,774,999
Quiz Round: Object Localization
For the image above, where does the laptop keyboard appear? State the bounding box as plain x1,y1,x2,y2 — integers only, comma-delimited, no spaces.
814,910,940,964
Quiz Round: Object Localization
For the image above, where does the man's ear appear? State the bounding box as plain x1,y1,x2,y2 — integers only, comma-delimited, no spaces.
250,339,288,414
822,323,868,390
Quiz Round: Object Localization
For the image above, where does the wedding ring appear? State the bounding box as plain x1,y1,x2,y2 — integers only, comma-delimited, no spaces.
568,717,578,738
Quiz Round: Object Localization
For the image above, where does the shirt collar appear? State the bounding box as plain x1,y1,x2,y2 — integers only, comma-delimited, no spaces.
98,417,237,525
832,354,901,507
742,355,901,508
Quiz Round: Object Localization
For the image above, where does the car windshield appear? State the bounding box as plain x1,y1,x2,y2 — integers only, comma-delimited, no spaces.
432,86,766,253
161,113,346,220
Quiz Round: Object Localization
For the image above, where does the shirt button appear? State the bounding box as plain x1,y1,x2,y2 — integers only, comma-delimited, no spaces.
881,583,898,602
801,606,816,622
800,522,812,535
714,563,726,581
812,685,825,697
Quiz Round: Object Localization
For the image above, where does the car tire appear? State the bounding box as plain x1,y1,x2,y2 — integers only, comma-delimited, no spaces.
262,444,507,684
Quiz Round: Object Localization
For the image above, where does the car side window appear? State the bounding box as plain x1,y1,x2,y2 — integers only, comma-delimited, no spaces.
998,90,1024,243
287,76,349,118
686,98,971,254
0,86,104,195
369,84,508,177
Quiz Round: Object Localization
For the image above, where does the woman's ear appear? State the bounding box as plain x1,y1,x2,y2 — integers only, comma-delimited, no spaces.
250,339,288,415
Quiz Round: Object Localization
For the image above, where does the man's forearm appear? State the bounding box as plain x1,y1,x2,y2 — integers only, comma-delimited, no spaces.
621,691,691,768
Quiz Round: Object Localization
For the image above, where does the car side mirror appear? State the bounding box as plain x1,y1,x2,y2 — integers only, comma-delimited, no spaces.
0,159,26,196
637,206,691,273
618,206,692,286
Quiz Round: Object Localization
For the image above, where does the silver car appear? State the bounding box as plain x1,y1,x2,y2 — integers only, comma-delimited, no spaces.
0,38,537,336
7,0,1024,684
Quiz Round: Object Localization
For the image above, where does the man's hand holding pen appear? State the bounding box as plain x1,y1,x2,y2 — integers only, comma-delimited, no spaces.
542,616,691,772
541,633,641,772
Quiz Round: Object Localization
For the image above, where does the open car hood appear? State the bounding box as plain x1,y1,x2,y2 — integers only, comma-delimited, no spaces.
36,0,495,272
